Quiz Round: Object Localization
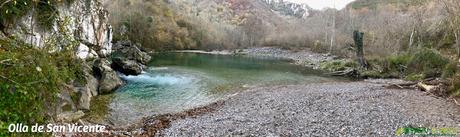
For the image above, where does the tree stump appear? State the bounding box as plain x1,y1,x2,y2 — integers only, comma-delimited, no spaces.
353,30,368,69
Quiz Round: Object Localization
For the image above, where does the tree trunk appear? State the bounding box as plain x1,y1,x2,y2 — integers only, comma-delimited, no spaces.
353,30,367,69
409,29,415,49
324,31,328,46
455,30,460,60
417,33,422,49
30,6,35,45
329,11,336,54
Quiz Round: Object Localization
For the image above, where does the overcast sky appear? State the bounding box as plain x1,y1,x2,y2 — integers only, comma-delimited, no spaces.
285,0,355,10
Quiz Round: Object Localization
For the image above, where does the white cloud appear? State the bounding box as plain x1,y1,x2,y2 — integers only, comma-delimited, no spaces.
285,0,356,10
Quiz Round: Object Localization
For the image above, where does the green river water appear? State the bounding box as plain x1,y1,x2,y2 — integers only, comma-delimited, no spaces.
88,53,344,126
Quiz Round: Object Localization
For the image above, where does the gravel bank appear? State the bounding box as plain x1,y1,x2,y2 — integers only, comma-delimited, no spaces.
176,47,337,69
156,81,460,136
238,47,337,69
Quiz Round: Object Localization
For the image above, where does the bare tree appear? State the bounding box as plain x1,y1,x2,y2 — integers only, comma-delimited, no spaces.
442,0,460,60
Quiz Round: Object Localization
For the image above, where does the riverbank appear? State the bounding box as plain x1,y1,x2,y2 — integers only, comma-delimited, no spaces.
119,80,460,136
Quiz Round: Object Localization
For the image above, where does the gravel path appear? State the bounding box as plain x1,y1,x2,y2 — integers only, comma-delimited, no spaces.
158,81,460,136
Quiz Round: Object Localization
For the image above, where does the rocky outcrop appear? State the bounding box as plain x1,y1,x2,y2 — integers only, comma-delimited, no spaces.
261,0,311,18
7,0,112,59
3,0,125,120
111,41,152,76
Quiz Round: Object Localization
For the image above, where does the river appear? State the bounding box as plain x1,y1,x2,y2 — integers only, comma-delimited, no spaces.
87,53,345,126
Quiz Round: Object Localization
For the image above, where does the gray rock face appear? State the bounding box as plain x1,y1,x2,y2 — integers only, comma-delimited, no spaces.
261,0,311,18
111,41,151,76
93,59,123,94
6,0,113,59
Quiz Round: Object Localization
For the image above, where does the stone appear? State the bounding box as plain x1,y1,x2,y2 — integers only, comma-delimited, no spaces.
110,41,151,76
94,59,123,94
57,87,78,114
99,70,123,94
93,59,123,94
112,41,151,65
57,111,85,122
111,57,143,75
73,63,100,110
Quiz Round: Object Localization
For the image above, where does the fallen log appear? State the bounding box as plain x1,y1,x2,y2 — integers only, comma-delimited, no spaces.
417,82,436,92
327,68,358,77
386,80,448,97
416,80,448,97
386,82,417,89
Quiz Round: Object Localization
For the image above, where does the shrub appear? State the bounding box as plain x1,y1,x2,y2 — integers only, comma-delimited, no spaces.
386,53,412,74
442,62,457,79
0,38,83,136
319,60,358,72
363,48,451,80
449,71,460,97
406,48,449,78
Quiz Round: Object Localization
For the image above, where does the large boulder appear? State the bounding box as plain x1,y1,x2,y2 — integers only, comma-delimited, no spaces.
111,41,151,76
93,59,123,94
112,41,151,64
112,57,144,75
73,63,99,110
